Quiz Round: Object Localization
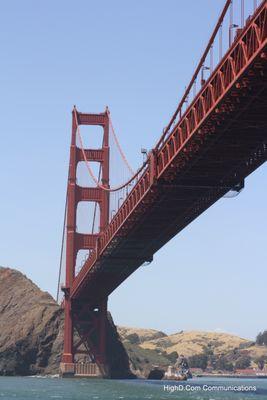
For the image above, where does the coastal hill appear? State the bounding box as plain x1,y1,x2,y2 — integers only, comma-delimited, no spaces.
140,330,250,356
0,267,132,377
119,327,267,373
0,267,266,377
118,326,251,357
118,326,167,343
0,267,63,375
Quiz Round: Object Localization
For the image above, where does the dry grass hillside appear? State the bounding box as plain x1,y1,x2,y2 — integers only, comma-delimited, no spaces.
117,326,267,376
117,326,166,343
140,330,251,357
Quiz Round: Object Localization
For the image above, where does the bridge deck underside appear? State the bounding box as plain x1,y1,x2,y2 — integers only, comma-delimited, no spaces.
73,49,267,305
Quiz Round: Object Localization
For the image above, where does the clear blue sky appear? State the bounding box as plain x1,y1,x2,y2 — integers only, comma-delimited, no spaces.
0,0,266,340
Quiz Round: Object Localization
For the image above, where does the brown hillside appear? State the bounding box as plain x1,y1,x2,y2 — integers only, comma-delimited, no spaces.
140,330,251,357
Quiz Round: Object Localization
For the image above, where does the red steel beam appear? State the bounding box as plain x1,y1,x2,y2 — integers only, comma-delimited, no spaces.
77,112,107,126
76,186,102,203
76,148,104,163
75,233,99,251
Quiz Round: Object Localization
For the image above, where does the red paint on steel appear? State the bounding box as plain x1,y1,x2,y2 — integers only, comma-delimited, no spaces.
62,108,110,371
75,107,147,192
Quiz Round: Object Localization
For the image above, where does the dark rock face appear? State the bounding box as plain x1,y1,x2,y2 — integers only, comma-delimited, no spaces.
106,313,135,378
0,267,133,377
147,368,165,380
0,267,63,375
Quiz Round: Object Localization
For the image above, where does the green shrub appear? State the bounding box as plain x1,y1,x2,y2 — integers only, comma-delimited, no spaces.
256,331,267,346
235,355,251,369
188,353,208,370
126,333,140,344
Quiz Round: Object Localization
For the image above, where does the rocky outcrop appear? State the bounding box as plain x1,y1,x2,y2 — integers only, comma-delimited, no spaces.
0,267,133,377
147,368,165,380
106,314,135,378
0,267,62,375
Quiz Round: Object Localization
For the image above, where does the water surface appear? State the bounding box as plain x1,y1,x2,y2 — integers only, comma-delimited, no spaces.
0,376,266,399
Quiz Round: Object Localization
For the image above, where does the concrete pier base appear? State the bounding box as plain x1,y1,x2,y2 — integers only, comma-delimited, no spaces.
60,362,103,378
60,362,75,377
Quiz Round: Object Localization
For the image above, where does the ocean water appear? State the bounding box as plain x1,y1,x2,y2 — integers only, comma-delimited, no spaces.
0,377,266,400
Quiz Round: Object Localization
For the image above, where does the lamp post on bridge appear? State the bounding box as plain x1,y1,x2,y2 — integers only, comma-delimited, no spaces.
118,197,124,210
201,65,210,86
229,23,239,47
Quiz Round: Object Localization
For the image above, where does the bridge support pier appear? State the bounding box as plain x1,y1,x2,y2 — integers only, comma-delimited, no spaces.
60,297,109,378
72,298,109,377
60,289,75,376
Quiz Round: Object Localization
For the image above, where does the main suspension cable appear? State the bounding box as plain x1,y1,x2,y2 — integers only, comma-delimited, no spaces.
74,107,147,192
155,0,232,151
107,110,135,176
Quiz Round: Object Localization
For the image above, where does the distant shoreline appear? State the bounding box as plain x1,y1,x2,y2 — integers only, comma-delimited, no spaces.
194,374,267,379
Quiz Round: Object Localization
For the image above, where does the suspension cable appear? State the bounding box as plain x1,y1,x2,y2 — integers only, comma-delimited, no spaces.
107,110,135,176
92,153,103,233
74,107,147,192
56,185,68,303
155,0,232,151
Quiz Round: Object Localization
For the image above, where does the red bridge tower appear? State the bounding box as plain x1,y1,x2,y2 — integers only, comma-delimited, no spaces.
60,107,110,377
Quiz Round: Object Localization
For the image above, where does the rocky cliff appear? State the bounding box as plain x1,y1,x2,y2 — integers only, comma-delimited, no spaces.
0,267,133,377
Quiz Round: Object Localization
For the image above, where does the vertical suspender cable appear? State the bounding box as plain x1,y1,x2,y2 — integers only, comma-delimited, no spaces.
56,186,68,303
241,0,245,27
219,24,223,59
210,44,214,71
229,0,233,46
155,0,232,150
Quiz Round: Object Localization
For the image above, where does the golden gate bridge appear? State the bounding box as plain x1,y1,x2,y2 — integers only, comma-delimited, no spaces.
57,0,267,377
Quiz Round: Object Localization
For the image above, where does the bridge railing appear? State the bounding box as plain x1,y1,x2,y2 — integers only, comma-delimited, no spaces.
157,0,266,178
71,163,151,295
155,0,265,153
99,165,150,250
